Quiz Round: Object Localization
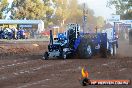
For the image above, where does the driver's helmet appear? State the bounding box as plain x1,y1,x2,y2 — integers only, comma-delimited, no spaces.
57,33,66,41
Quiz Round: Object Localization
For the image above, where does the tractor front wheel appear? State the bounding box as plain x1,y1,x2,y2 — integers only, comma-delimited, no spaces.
43,52,49,60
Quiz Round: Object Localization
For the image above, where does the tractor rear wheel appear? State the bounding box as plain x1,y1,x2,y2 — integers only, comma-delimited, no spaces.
100,44,107,58
78,37,93,59
85,44,92,58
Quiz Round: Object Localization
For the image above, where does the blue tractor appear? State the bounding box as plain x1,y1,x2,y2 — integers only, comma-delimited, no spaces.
43,23,118,60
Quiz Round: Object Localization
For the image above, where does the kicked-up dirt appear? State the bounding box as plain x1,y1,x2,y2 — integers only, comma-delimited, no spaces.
0,40,131,88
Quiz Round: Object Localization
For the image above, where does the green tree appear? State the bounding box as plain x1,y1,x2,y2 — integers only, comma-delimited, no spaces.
9,0,55,27
52,0,100,32
53,0,83,25
77,3,99,32
0,0,8,19
107,0,132,19
52,0,70,26
41,0,55,27
10,0,46,19
96,16,105,28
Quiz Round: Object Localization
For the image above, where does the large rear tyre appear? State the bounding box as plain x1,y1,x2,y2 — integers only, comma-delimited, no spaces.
100,44,107,58
85,44,92,58
78,37,93,59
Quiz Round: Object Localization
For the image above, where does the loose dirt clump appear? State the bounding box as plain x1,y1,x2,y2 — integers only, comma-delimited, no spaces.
0,41,48,59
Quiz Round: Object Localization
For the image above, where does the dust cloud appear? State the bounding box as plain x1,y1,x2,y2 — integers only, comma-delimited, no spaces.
117,40,132,57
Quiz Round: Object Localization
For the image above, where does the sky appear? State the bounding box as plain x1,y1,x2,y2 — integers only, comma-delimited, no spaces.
78,0,116,20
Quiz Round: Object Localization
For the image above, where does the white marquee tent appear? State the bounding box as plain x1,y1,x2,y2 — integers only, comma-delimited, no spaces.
0,20,44,33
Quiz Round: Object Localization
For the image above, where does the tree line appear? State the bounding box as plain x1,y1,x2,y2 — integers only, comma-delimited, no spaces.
1,0,131,29
107,0,132,20
0,0,105,29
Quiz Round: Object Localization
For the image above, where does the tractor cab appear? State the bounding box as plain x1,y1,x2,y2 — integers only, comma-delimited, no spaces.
48,32,67,54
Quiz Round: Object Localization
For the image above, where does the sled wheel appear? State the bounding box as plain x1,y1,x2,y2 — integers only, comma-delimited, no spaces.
62,52,67,60
113,44,117,56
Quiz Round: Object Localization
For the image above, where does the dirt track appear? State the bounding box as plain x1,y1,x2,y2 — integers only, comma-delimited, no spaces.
0,40,132,88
